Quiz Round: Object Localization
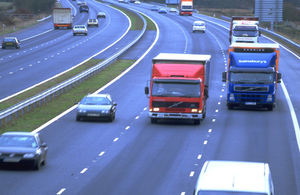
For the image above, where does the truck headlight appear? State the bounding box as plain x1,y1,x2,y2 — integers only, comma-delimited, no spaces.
153,108,160,112
191,109,198,113
266,95,273,102
229,94,235,101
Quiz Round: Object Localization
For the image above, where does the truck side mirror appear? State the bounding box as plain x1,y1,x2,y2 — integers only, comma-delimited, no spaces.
222,72,227,82
259,31,261,36
145,86,149,95
277,73,282,83
229,30,231,36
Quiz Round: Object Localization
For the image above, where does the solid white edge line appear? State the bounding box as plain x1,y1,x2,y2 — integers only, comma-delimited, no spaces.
32,13,159,133
281,80,300,152
195,15,300,153
0,5,131,103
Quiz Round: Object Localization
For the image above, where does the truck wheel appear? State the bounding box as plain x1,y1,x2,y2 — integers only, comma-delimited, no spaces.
228,104,234,110
202,111,206,119
194,119,201,125
267,105,273,111
151,118,158,124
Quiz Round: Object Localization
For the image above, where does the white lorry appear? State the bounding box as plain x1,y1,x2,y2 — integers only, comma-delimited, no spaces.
229,16,261,44
53,8,73,29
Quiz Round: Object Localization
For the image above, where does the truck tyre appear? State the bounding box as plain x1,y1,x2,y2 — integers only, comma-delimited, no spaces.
228,104,234,110
202,110,206,119
267,105,273,111
151,118,158,124
194,119,201,125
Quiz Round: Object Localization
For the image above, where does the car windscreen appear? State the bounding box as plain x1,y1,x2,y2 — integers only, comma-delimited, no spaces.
81,97,111,105
0,136,37,148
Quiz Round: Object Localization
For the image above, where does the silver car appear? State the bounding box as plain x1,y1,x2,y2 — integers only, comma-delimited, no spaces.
76,93,117,122
73,25,88,36
0,132,48,170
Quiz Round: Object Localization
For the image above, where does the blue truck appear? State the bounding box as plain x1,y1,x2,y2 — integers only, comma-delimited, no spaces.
222,43,281,111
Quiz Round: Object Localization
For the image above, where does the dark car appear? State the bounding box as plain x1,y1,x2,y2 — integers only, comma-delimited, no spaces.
2,37,20,49
0,132,48,170
76,93,117,122
79,5,89,13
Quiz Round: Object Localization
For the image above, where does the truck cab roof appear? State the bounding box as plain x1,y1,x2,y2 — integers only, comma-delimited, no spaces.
153,53,211,63
229,43,279,49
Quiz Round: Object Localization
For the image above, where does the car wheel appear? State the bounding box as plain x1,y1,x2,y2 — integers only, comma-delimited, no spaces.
33,159,41,170
73,33,76,36
193,30,195,33
228,104,234,110
108,115,114,122
85,33,87,36
76,116,81,121
2,47,5,49
41,156,46,166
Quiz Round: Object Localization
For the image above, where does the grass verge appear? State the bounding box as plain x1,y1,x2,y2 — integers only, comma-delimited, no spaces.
0,4,156,133
0,59,134,134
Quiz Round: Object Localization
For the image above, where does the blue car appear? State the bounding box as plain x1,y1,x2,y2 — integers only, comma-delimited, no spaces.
158,8,167,14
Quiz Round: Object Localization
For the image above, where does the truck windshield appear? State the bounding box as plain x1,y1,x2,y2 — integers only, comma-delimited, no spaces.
233,29,258,37
182,6,192,10
197,191,267,195
229,72,274,84
152,82,200,97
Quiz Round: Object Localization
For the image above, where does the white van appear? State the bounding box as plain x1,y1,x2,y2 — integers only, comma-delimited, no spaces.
193,21,206,33
193,160,274,195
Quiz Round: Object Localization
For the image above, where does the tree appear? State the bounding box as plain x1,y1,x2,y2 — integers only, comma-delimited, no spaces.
13,0,56,14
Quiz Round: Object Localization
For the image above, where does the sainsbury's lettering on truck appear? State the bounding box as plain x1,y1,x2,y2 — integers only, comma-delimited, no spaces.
145,53,211,125
222,43,281,111
229,16,261,44
179,0,193,16
53,8,73,29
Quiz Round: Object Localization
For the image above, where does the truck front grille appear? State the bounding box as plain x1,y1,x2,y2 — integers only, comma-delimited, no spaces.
234,86,269,92
236,94,266,102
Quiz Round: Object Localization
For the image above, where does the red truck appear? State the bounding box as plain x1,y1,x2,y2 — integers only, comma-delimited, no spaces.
145,53,211,125
179,0,193,16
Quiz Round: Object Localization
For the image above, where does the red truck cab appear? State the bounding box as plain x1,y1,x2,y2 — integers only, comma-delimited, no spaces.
145,53,211,125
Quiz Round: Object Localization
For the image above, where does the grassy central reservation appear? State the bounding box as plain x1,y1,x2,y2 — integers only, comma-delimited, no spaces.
0,5,156,134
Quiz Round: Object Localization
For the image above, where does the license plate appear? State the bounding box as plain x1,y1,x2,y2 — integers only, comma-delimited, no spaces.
88,113,100,117
4,157,21,162
245,102,256,105
7,43,13,45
